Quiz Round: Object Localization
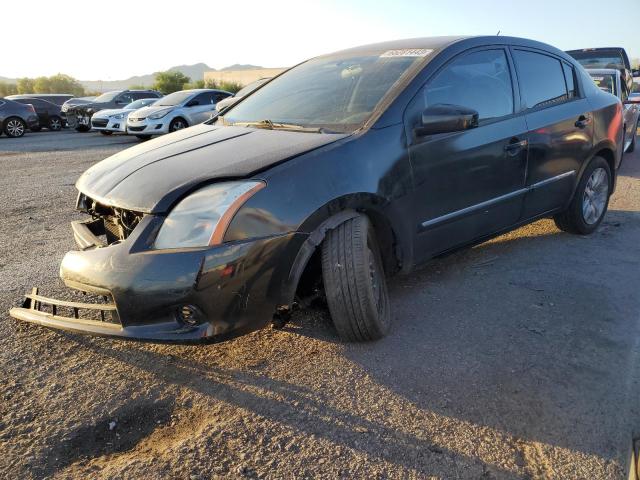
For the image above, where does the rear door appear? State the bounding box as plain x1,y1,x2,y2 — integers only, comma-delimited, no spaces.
512,49,593,218
405,47,529,263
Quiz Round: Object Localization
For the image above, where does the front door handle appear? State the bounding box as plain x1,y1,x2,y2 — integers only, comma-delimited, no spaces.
575,114,592,129
504,138,528,155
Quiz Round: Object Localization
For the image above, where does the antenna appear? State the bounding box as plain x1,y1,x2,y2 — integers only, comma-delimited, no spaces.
496,30,501,36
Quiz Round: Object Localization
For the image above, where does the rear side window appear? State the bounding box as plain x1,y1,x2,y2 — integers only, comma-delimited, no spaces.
513,50,568,109
562,63,576,98
424,49,514,121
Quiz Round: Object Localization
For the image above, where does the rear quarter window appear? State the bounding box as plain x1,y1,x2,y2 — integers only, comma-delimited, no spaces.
513,50,568,109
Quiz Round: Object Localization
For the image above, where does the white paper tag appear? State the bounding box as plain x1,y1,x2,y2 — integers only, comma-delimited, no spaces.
380,49,433,58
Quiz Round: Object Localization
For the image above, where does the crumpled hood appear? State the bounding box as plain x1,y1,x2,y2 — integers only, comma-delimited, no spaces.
76,124,348,213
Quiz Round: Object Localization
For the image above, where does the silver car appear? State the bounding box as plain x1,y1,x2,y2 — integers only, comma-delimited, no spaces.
127,89,232,139
90,98,159,135
587,68,640,153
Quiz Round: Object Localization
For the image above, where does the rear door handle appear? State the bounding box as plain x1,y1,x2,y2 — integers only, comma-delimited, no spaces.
504,138,528,155
575,114,592,129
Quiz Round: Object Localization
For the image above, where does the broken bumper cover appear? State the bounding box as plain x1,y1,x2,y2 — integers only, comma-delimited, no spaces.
10,216,306,343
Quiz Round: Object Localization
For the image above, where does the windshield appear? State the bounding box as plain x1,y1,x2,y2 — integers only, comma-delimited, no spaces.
155,91,194,107
93,91,121,103
235,79,269,97
571,52,624,70
590,74,617,95
221,50,430,132
126,98,157,110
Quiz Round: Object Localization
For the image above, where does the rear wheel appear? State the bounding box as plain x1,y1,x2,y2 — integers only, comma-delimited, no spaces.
48,116,63,131
4,117,26,138
554,156,611,235
169,117,187,133
321,215,391,342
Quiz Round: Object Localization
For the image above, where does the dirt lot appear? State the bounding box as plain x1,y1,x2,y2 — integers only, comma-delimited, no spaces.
1,129,639,479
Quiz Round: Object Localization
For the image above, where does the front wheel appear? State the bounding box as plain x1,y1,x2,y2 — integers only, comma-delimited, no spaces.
554,156,611,235
169,117,187,133
4,117,26,138
321,215,391,341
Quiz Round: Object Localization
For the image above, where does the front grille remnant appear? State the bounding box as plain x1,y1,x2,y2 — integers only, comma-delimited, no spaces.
22,287,120,325
77,193,143,245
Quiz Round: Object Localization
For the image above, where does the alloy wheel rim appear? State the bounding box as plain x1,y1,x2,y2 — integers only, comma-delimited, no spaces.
582,167,608,225
7,120,24,136
173,121,185,131
50,119,61,130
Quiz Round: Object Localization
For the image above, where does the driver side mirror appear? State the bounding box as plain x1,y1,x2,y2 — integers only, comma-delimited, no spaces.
415,104,479,136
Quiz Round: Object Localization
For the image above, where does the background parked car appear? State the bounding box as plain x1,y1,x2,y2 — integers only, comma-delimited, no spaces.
6,93,74,106
214,78,270,112
0,98,39,137
567,47,634,94
65,90,162,132
11,98,64,131
587,68,640,152
90,97,160,135
127,89,231,139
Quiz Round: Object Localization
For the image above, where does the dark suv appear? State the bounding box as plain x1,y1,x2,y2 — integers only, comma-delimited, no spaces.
0,98,39,137
11,36,623,343
63,90,162,132
12,98,64,131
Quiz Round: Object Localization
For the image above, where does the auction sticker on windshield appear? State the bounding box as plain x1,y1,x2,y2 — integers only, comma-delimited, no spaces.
380,49,433,58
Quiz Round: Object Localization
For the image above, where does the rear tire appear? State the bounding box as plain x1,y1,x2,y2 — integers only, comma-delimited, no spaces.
48,116,63,131
553,156,611,235
321,215,391,341
4,117,26,138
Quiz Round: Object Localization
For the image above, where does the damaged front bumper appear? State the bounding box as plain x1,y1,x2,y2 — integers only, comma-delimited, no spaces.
10,216,305,343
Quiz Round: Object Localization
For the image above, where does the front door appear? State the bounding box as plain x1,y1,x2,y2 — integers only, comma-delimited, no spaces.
405,48,528,264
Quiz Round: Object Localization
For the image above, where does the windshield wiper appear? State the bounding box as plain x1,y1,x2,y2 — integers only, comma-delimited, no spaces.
230,119,336,133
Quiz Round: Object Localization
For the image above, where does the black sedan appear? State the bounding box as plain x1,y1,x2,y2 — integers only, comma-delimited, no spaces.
10,36,623,343
0,98,39,137
12,97,64,131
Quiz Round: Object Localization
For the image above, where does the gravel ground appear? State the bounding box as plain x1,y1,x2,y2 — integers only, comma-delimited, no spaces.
1,129,639,479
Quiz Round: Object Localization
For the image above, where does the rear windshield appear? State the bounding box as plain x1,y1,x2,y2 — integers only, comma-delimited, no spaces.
589,73,617,95
221,49,431,132
570,52,624,70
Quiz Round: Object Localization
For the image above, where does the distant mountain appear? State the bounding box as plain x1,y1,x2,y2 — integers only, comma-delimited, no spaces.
0,63,266,93
220,64,263,71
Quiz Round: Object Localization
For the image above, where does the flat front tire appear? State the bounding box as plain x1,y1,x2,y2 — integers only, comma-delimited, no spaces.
321,215,391,341
554,156,611,235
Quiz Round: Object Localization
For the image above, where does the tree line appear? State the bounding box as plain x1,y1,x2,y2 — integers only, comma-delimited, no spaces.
0,71,244,98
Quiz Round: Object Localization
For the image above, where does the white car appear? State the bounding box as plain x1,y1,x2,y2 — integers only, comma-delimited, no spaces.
90,98,159,135
127,89,232,139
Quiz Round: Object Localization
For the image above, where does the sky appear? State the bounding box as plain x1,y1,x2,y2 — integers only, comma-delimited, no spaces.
3,0,639,80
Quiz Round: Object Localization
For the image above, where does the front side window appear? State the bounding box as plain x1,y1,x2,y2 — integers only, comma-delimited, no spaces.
424,49,514,121
222,50,429,132
513,50,568,109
